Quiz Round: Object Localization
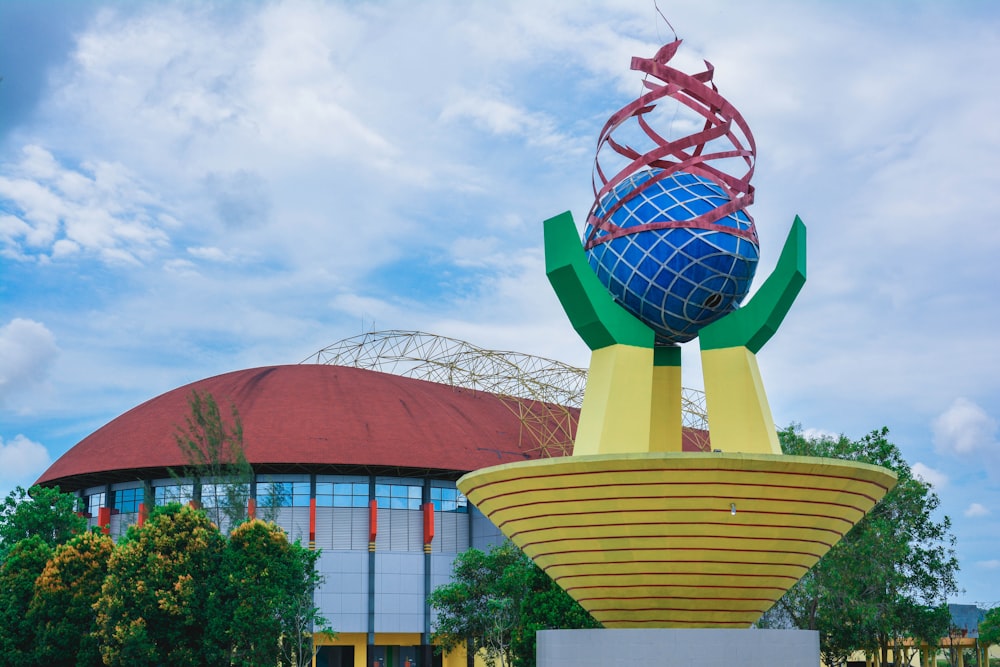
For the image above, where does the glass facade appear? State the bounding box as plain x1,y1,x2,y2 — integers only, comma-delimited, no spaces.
154,483,194,506
256,480,310,508
85,475,471,554
114,487,143,513
316,480,369,507
375,482,422,510
430,486,467,513
86,491,105,517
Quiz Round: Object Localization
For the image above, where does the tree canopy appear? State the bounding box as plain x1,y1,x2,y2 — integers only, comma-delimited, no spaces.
94,503,229,667
979,606,1000,647
0,485,87,561
0,535,54,666
29,531,115,667
767,425,959,666
217,519,333,667
75,503,333,667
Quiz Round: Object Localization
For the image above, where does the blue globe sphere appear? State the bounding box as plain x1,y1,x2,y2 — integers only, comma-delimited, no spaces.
584,169,759,344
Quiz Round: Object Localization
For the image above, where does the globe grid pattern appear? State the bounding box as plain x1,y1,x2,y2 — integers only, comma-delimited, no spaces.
585,169,759,343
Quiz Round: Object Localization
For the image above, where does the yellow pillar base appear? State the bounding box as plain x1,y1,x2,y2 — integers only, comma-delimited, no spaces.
573,344,654,456
701,346,781,454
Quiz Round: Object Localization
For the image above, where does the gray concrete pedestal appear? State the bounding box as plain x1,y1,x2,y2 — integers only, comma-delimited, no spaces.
537,628,819,667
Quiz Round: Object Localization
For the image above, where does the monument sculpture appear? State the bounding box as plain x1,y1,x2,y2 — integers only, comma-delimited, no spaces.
458,36,897,662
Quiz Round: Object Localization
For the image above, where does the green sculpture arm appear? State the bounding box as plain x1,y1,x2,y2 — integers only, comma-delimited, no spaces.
699,216,807,353
544,211,655,351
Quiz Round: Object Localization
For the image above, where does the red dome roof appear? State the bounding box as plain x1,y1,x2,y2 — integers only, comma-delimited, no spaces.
38,365,555,490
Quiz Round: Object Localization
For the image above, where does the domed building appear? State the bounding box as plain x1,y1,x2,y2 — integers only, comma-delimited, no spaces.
36,332,709,667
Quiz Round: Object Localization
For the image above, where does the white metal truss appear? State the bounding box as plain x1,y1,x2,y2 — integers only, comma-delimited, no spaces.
303,330,709,456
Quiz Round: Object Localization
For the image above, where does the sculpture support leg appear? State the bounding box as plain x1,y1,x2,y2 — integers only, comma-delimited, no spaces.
701,346,780,454
650,346,682,452
574,344,654,456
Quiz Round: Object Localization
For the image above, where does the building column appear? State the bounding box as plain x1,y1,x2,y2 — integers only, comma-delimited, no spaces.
309,474,317,550
422,481,434,667
367,478,377,667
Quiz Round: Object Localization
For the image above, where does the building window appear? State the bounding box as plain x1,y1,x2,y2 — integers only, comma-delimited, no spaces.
86,492,106,517
154,484,193,506
114,487,142,514
316,481,369,507
201,482,250,509
376,482,422,510
256,481,311,509
431,486,468,513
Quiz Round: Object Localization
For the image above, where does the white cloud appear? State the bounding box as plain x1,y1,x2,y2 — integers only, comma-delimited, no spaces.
933,398,1000,457
978,560,1000,570
440,94,583,154
0,434,52,483
911,462,948,489
965,503,991,518
0,145,169,263
0,319,58,404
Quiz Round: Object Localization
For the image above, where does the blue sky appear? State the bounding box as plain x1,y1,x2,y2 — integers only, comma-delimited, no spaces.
2,0,999,606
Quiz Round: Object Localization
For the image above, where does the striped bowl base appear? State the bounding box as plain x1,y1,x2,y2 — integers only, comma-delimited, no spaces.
457,452,896,629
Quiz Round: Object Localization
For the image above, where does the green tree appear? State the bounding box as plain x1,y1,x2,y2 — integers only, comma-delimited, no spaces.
274,539,335,667
510,557,600,667
94,504,228,666
980,606,1000,650
430,541,599,667
174,390,254,533
28,531,115,667
431,542,526,667
0,485,87,561
215,519,333,667
772,426,959,666
0,535,53,666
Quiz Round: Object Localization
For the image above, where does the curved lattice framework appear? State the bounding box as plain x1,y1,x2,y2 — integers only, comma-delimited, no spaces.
585,38,757,250
302,330,709,456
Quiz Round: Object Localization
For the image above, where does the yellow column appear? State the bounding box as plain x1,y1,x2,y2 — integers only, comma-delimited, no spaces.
958,645,965,667
701,346,780,454
573,344,655,456
649,346,682,452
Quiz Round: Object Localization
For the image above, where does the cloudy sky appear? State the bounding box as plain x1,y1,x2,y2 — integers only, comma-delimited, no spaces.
2,0,999,605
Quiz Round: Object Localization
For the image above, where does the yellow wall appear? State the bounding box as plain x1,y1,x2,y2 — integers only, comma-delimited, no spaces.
312,632,496,667
314,632,423,667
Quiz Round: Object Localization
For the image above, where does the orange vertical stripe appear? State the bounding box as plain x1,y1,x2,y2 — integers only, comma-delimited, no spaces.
309,497,317,542
423,502,435,545
98,507,111,535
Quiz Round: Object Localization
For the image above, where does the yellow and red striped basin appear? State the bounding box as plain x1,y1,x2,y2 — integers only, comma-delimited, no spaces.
457,452,895,629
